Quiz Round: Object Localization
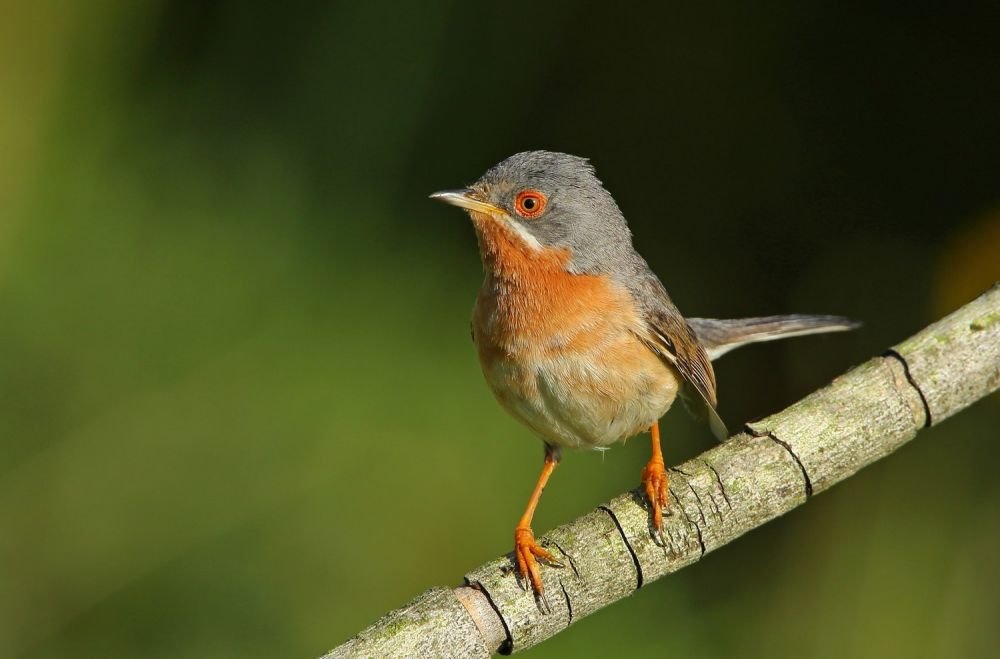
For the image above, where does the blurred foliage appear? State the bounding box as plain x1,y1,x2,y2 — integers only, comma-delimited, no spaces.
1,2,998,658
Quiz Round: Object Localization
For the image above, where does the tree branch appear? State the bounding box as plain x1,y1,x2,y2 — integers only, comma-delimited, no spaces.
324,283,1000,658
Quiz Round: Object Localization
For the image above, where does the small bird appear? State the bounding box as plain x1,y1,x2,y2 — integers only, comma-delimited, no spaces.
431,151,857,599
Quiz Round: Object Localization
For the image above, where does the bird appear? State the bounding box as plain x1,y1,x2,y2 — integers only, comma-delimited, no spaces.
430,150,858,600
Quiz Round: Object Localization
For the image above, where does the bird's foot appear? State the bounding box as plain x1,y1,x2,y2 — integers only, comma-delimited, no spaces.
514,525,563,602
641,457,670,542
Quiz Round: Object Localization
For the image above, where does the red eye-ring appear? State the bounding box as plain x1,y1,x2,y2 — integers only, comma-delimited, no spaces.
514,189,547,219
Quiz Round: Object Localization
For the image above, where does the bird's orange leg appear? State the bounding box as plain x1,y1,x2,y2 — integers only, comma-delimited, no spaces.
641,421,670,534
514,445,563,596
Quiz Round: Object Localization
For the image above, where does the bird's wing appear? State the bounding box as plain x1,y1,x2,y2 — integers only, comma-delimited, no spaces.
628,275,729,442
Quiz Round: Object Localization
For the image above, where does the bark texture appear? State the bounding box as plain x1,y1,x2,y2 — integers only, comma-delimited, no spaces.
325,283,1000,658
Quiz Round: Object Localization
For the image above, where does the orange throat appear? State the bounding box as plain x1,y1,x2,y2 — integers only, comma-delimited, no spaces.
470,212,557,277
471,212,638,352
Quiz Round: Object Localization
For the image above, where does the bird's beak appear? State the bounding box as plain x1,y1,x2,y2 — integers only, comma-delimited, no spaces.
429,188,503,215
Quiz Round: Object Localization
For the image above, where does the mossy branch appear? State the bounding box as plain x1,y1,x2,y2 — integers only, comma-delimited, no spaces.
324,283,1000,658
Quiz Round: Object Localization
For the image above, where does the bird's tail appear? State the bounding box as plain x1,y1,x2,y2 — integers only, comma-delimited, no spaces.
688,315,860,361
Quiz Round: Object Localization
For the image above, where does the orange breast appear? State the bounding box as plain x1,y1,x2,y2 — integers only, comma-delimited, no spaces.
470,212,638,361
469,214,681,448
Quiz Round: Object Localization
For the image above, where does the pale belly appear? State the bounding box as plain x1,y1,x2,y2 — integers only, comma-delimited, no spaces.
477,331,681,450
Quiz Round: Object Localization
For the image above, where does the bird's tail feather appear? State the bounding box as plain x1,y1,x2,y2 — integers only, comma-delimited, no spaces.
688,315,860,361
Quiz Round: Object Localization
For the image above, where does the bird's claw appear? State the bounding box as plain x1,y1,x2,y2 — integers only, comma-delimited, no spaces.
535,591,553,615
642,458,670,540
651,523,667,547
514,526,563,599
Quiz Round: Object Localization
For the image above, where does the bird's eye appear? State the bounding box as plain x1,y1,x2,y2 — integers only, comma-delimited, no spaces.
514,189,547,219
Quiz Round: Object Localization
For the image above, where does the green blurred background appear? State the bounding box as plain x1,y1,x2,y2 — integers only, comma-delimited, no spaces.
2,2,998,657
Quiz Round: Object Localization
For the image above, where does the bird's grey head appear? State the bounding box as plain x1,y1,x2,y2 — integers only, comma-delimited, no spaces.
430,151,635,275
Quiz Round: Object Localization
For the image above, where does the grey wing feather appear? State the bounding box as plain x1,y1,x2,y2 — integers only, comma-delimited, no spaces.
688,315,861,360
678,385,729,442
626,272,729,442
